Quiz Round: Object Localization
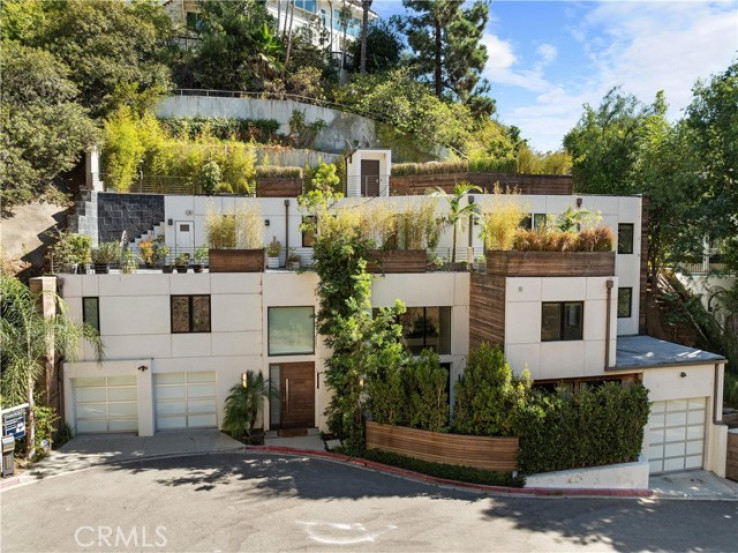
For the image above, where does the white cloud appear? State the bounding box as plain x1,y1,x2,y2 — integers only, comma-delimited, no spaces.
536,43,558,65
482,33,551,92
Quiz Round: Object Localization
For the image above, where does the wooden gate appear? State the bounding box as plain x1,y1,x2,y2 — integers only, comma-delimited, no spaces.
727,431,738,482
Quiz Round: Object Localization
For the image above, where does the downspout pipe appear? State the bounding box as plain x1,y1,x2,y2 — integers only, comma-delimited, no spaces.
714,362,724,424
605,279,614,370
284,199,290,261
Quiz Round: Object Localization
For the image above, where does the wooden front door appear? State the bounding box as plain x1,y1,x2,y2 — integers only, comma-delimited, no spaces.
278,362,315,429
360,160,380,196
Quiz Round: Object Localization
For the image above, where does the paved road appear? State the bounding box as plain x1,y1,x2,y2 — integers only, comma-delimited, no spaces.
2,453,737,553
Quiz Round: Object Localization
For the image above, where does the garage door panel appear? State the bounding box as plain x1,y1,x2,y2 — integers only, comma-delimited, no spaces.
665,427,685,442
76,377,107,387
688,409,705,425
187,383,215,398
74,376,137,434
76,388,107,402
685,455,703,469
666,411,687,426
689,397,706,409
108,403,138,418
155,372,216,430
156,401,186,416
108,419,138,432
188,414,217,427
664,457,686,472
664,442,686,458
667,400,688,412
686,441,703,455
77,404,108,419
188,371,214,382
157,373,185,385
648,397,706,474
108,387,137,401
686,425,704,440
158,416,187,430
157,385,187,400
77,419,108,433
188,399,216,414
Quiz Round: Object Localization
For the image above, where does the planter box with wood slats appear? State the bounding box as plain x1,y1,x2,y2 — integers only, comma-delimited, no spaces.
366,249,426,274
365,421,518,472
390,172,572,196
255,177,303,198
208,248,264,272
486,250,615,277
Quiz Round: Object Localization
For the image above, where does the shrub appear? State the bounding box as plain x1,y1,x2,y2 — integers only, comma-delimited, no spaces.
205,203,264,249
90,242,121,264
481,185,526,251
158,116,282,143
515,382,650,475
468,157,517,173
255,165,303,178
453,342,532,437
360,449,525,487
405,350,449,433
200,160,222,195
513,226,613,252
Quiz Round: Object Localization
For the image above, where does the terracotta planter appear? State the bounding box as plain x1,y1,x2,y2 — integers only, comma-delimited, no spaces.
365,421,519,472
208,248,265,273
366,249,427,274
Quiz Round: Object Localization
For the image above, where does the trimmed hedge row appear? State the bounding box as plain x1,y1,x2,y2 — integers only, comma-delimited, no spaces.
359,448,525,487
159,116,282,143
515,382,650,475
391,157,517,176
255,165,303,178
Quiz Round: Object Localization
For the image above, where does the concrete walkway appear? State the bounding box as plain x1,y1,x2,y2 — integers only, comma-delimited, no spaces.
649,470,738,500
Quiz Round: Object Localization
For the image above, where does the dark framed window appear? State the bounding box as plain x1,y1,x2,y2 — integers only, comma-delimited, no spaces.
618,223,634,254
268,306,315,356
542,302,583,341
171,295,211,333
302,216,317,247
520,213,548,230
82,297,99,332
618,287,633,318
185,12,202,31
379,306,452,355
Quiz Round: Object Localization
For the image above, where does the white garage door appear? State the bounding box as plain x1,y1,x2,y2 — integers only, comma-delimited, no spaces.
648,397,706,474
74,376,138,433
155,372,217,430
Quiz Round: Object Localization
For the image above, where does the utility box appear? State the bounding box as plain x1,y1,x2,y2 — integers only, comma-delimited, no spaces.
1,436,16,478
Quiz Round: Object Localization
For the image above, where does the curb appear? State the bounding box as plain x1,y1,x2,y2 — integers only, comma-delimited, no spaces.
247,445,654,499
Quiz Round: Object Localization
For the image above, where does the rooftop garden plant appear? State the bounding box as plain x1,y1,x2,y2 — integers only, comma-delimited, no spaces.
205,203,264,249
480,185,526,251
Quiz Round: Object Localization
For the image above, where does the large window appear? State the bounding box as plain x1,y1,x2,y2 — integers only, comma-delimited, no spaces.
398,307,452,355
541,302,583,341
618,223,634,254
295,0,317,13
171,295,211,333
521,213,548,230
268,306,315,356
618,287,633,318
82,297,99,332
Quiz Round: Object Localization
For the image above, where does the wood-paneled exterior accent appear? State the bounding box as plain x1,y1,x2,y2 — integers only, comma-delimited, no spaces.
208,248,264,272
365,421,519,472
255,177,303,198
279,362,315,429
366,249,427,274
469,273,506,350
486,251,616,277
639,196,649,333
390,172,572,196
727,432,738,482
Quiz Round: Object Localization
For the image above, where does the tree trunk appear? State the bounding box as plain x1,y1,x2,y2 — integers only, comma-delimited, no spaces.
329,0,334,55
359,0,372,74
451,221,458,263
284,0,296,72
434,18,443,97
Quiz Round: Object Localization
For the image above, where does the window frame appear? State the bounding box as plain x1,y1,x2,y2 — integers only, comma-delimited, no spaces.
541,301,584,342
170,295,211,334
267,306,316,357
617,287,633,318
82,297,100,332
618,223,634,254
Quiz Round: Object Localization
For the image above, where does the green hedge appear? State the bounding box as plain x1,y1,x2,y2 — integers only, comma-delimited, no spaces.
515,382,650,475
391,157,517,176
360,448,525,487
255,165,303,178
159,116,282,143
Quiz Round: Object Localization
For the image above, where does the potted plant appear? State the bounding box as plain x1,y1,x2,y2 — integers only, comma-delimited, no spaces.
90,242,121,274
139,239,157,268
206,204,266,272
193,246,208,273
157,244,172,273
222,370,275,445
120,249,140,274
50,232,92,274
287,248,301,270
266,236,281,269
174,253,190,273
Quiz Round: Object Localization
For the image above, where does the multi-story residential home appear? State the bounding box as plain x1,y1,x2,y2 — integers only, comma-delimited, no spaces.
51,149,729,479
164,0,376,67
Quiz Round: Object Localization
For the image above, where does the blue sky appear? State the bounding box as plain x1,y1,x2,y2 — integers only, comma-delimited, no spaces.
372,1,738,152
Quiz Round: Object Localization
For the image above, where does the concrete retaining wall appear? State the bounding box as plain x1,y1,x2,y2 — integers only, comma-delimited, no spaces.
157,96,379,153
525,460,650,490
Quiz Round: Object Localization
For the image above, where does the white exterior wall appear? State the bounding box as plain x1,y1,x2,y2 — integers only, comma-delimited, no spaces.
60,271,468,434
504,276,618,379
345,149,391,197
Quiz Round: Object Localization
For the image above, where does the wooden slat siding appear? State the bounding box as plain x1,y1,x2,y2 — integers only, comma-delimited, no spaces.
366,421,518,472
486,251,616,277
727,432,738,482
256,177,303,198
208,248,265,272
390,173,572,196
639,196,649,333
469,273,505,350
365,249,427,273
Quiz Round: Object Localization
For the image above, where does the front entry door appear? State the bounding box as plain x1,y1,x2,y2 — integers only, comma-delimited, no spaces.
276,362,315,429
360,160,380,196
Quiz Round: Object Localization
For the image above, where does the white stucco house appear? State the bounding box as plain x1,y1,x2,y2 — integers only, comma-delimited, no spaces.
52,150,729,480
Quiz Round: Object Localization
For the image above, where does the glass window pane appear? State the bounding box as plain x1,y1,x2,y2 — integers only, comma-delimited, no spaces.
617,288,632,318
83,297,99,332
171,296,190,333
618,224,634,254
191,296,210,332
438,307,452,354
541,303,561,341
533,213,547,230
563,303,583,340
268,307,315,355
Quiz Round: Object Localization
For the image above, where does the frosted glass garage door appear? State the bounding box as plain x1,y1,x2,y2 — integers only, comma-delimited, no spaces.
155,372,217,430
74,376,138,433
648,398,706,474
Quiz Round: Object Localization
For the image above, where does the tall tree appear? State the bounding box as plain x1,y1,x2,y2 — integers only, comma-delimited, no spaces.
401,0,489,103
359,0,373,74
348,19,403,74
0,41,97,215
0,276,104,459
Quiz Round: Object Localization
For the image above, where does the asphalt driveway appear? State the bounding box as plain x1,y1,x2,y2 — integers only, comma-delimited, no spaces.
2,453,737,553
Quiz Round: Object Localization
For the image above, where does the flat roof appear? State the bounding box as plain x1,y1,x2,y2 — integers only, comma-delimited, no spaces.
613,335,725,371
